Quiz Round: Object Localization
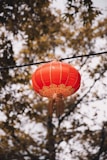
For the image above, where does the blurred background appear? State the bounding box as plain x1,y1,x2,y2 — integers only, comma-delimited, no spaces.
0,0,107,160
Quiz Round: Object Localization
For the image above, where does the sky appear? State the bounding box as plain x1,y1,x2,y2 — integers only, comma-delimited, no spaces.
0,1,107,159
52,0,107,10
1,0,107,129
49,0,107,141
12,0,107,56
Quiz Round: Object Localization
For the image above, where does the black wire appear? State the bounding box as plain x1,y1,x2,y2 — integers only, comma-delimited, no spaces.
0,60,51,70
60,51,107,61
0,51,107,70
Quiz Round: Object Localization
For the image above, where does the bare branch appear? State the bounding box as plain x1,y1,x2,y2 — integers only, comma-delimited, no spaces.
58,69,106,126
92,123,106,160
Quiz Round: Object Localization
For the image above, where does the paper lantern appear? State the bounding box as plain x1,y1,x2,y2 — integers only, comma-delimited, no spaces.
32,61,81,116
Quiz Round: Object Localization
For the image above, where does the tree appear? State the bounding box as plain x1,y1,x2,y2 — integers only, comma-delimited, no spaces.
0,0,107,159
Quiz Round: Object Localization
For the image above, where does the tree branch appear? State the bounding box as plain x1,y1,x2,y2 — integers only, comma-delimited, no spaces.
92,123,106,160
58,69,106,126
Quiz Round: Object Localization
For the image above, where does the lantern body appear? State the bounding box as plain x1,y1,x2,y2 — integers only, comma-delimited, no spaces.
32,61,81,98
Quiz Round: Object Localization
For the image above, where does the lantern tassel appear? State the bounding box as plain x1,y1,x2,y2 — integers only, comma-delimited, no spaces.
48,94,64,117
48,99,55,117
55,94,64,117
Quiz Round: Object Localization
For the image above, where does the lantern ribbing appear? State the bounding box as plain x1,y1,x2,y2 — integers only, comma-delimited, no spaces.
32,61,81,98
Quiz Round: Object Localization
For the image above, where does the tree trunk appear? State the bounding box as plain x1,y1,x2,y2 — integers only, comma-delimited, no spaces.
46,116,55,160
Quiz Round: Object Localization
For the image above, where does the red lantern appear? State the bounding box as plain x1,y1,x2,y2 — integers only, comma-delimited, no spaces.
32,61,81,116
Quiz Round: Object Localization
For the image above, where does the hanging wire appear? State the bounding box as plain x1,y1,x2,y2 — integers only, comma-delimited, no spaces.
0,51,107,70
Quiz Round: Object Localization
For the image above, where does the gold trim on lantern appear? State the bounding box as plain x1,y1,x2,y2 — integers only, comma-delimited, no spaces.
39,84,74,98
